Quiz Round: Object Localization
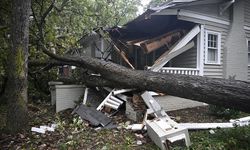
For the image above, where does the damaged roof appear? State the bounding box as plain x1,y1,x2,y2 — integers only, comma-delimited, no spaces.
108,0,228,41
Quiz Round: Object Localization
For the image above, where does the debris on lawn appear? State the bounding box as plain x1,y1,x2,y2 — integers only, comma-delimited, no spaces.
72,104,112,127
31,124,57,134
48,80,250,149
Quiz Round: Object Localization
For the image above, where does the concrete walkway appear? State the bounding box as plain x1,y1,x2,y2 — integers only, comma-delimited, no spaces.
154,95,207,111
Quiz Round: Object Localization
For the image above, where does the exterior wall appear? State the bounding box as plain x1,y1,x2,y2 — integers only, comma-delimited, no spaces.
224,0,248,81
181,3,230,21
178,12,229,78
176,0,248,80
244,0,250,26
171,40,197,68
203,25,228,78
248,66,250,81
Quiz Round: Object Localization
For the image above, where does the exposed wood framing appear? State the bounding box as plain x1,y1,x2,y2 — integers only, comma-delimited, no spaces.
150,25,200,72
151,41,195,72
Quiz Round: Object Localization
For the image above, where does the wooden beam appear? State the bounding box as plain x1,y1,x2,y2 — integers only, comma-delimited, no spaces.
139,30,185,54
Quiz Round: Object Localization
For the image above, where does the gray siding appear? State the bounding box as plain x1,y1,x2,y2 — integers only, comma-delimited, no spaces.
203,25,229,78
179,14,229,78
248,66,250,81
246,29,250,39
180,3,230,21
244,0,250,26
171,40,197,68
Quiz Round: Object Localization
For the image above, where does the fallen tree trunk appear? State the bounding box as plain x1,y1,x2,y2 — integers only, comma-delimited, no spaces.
40,44,250,113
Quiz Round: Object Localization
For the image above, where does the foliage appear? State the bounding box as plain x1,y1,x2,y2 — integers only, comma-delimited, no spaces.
147,0,167,8
209,105,240,119
0,0,10,102
27,0,141,101
186,126,250,150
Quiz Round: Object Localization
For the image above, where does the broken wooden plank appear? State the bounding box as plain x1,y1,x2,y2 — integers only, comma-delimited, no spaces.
140,30,185,53
98,29,135,69
113,89,134,95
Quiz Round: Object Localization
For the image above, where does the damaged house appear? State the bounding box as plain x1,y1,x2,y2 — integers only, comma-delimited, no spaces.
47,1,250,149
108,0,250,81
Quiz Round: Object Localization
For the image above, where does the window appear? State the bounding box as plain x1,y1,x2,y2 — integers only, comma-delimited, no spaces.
205,31,221,64
248,40,250,65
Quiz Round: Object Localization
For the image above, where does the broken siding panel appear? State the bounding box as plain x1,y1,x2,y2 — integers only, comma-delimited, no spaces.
245,0,250,26
171,46,197,68
55,85,85,112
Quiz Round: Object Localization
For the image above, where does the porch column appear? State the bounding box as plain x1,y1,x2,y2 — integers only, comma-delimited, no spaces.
198,24,204,76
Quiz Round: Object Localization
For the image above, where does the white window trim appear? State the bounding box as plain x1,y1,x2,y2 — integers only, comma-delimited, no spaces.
205,30,221,65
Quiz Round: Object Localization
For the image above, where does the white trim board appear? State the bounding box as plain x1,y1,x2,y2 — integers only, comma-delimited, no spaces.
244,26,250,31
178,10,230,26
152,9,230,26
204,30,221,65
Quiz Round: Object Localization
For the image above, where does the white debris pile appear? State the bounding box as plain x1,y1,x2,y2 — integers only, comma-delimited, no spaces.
31,124,57,134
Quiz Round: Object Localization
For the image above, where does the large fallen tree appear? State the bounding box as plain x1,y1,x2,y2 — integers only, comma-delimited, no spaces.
32,44,250,113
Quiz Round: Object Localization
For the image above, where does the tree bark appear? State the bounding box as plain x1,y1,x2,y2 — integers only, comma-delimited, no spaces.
5,0,30,133
40,45,250,113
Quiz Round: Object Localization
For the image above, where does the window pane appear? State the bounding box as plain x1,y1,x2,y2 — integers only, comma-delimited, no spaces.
214,40,217,48
207,33,218,48
208,48,216,62
248,41,250,52
248,54,250,64
208,34,212,41
214,35,217,43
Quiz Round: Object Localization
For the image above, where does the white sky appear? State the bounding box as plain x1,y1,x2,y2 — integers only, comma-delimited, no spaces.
137,0,151,15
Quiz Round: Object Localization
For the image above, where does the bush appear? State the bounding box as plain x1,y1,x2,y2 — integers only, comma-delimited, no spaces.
209,105,240,119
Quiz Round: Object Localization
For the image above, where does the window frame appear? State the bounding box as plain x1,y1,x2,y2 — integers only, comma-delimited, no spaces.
205,30,221,65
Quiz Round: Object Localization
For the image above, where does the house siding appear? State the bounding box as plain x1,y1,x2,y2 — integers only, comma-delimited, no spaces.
181,3,230,21
224,0,248,81
203,25,229,78
178,14,229,78
171,41,197,68
244,0,250,26
248,66,250,81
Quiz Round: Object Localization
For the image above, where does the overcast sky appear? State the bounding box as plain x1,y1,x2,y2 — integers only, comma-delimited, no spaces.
137,0,151,15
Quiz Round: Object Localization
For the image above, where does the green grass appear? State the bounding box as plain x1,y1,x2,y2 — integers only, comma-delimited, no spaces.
171,126,250,150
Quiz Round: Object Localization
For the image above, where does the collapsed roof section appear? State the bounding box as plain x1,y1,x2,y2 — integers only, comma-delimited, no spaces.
107,5,198,70
108,15,195,42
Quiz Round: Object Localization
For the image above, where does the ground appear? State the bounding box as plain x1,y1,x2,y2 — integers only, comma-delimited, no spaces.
0,103,250,149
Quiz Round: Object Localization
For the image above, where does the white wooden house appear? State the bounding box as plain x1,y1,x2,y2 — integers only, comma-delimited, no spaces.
108,0,250,81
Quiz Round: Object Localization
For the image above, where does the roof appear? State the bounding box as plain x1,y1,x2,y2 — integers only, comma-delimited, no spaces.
108,0,229,41
150,0,226,11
